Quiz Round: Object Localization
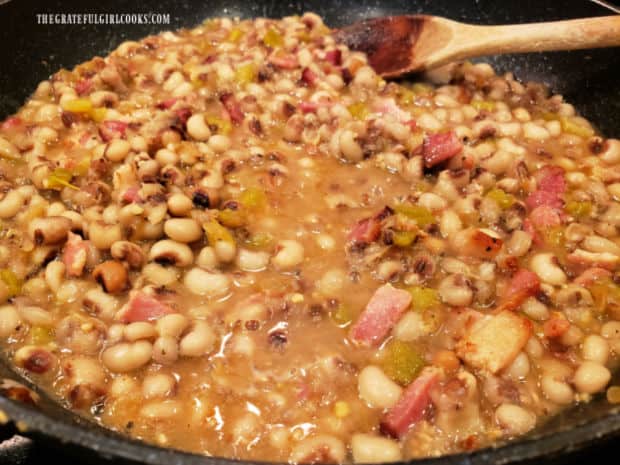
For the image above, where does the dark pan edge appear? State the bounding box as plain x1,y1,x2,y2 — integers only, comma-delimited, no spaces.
1,393,620,465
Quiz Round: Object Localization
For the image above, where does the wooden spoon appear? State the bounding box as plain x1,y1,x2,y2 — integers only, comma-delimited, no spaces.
333,15,620,77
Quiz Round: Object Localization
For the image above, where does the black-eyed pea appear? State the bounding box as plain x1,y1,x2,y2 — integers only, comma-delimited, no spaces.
152,336,179,364
214,240,236,263
179,320,216,357
196,246,218,269
149,240,193,267
224,302,267,327
44,260,65,293
316,269,347,297
599,139,620,164
208,134,231,153
530,253,567,286
92,260,128,294
167,193,193,216
62,356,107,407
83,288,119,321
495,404,536,435
105,139,131,162
155,148,178,166
186,114,211,141
124,322,157,342
18,306,53,327
88,222,122,250
164,218,202,243
230,333,256,357
503,352,530,380
438,274,473,307
140,400,182,419
338,129,363,162
143,263,179,287
573,361,611,394
231,413,260,445
29,216,72,245
184,268,230,297
0,305,22,338
358,366,402,409
271,240,304,270
289,435,346,464
110,241,145,269
351,434,402,463
14,345,56,374
236,248,270,272
109,375,139,398
142,373,176,399
102,341,153,373
393,312,431,342
156,314,189,338
0,190,25,219
540,373,574,404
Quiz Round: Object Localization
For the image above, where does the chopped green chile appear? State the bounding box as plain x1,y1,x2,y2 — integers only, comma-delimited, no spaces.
0,12,619,464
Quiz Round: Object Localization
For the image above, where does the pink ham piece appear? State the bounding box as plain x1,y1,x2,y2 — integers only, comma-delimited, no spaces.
347,216,382,246
99,120,128,142
374,98,411,122
526,165,566,211
380,369,440,438
1,117,23,131
422,131,463,168
268,54,299,69
75,79,93,96
157,97,178,110
119,293,175,323
121,186,141,204
62,232,89,277
220,93,244,124
349,284,412,347
325,49,342,66
497,269,541,312
529,205,562,229
301,67,318,86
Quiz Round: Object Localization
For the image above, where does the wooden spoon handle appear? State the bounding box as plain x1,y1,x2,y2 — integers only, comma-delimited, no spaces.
452,16,620,58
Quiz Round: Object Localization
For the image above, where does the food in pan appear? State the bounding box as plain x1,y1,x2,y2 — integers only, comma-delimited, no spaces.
0,12,619,463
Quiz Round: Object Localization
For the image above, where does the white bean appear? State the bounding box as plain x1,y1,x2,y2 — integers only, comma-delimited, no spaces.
183,268,230,297
351,434,402,463
573,361,611,394
358,365,402,409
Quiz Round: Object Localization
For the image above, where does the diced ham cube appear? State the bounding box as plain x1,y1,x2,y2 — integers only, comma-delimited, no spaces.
536,166,566,197
349,284,412,347
543,315,570,339
529,205,562,229
121,186,141,204
118,293,175,323
268,54,299,69
325,49,342,66
456,310,532,373
497,269,541,312
422,131,463,168
1,116,23,131
157,97,178,110
99,120,128,142
525,189,564,211
374,98,411,123
75,79,93,96
62,232,89,277
301,67,318,86
347,217,382,246
220,93,244,124
380,369,440,438
525,165,566,211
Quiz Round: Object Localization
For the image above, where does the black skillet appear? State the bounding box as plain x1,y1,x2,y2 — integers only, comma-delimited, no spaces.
1,0,620,463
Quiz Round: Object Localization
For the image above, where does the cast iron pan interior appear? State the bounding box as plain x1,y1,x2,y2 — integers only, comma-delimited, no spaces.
1,0,620,463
